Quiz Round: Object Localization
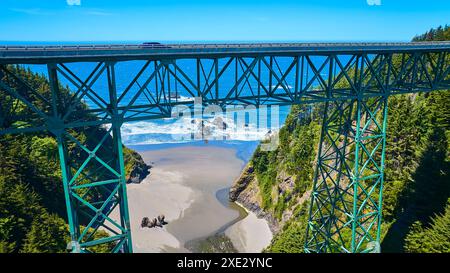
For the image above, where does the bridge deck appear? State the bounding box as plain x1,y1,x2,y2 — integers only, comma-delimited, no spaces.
1,42,450,64
1,41,450,253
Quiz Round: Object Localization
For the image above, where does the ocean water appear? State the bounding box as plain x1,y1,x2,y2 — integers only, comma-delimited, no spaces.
19,44,341,148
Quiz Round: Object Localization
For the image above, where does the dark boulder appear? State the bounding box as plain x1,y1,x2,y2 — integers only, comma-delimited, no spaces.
141,217,150,228
158,214,167,225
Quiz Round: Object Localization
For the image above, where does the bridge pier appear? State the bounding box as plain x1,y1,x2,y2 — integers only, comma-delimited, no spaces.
48,63,133,253
305,95,388,253
50,126,132,253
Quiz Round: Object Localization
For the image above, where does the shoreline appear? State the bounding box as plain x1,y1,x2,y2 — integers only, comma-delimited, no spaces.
127,140,259,164
183,188,249,253
224,201,273,253
110,142,272,253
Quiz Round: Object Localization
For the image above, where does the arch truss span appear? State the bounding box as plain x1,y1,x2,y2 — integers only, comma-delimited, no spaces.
0,43,449,253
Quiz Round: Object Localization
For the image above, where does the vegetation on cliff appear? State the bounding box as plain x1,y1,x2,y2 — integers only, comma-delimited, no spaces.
0,65,149,252
412,25,450,41
231,25,450,253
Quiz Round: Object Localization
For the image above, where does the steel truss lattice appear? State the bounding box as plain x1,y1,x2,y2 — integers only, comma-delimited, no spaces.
0,46,449,253
305,96,388,253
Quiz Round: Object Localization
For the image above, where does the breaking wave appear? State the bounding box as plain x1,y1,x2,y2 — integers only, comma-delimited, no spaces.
120,115,279,145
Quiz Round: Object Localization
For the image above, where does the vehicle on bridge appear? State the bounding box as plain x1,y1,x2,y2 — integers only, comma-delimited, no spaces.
140,42,171,49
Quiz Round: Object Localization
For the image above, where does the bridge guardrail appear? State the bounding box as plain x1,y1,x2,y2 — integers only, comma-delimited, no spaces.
2,41,450,52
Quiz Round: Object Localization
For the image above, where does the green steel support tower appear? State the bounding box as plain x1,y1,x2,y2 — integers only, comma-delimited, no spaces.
46,63,133,252
304,96,388,253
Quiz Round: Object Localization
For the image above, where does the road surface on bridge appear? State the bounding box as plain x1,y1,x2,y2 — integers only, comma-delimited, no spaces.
1,42,450,64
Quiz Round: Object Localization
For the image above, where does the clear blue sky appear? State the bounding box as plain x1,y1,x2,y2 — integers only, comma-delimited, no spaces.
0,0,448,42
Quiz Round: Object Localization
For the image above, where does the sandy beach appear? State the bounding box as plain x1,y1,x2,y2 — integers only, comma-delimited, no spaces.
225,202,273,253
110,143,273,252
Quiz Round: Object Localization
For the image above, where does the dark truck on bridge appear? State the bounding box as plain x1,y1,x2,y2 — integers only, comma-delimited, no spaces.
141,42,171,49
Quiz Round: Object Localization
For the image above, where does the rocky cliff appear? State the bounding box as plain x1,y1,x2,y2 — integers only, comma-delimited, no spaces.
124,147,151,184
229,105,321,239
230,162,312,236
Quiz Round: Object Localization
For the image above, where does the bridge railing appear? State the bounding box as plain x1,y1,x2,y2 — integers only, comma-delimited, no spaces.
1,41,450,52
0,45,449,253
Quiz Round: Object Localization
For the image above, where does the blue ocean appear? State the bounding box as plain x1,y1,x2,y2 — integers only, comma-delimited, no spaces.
6,41,335,150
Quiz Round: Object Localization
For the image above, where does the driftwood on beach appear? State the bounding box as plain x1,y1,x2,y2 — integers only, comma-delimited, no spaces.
141,214,167,228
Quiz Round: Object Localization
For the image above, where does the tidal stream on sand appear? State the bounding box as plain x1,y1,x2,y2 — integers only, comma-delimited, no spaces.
110,142,273,253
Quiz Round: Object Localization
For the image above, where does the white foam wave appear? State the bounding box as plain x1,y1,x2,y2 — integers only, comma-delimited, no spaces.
177,95,195,102
120,115,279,145
268,84,294,90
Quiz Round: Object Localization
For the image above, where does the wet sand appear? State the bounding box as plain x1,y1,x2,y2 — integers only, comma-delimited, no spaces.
109,157,194,252
112,145,271,252
110,144,272,252
225,202,273,253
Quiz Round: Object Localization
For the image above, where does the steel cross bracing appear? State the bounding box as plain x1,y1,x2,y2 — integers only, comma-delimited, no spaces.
0,43,449,253
304,97,388,253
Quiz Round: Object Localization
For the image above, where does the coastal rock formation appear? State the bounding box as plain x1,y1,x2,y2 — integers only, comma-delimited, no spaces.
157,215,167,225
124,148,151,184
141,217,150,228
191,117,229,140
141,215,168,228
229,165,281,234
229,165,254,201
229,164,317,246
227,102,322,253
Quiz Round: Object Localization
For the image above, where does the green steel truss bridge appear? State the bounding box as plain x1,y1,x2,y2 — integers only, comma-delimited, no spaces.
0,42,449,253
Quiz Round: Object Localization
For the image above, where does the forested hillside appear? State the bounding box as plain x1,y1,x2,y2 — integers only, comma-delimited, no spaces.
231,26,450,253
412,25,450,41
0,66,149,253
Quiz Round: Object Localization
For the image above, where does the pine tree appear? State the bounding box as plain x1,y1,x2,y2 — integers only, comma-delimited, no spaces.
20,213,69,253
404,199,450,253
